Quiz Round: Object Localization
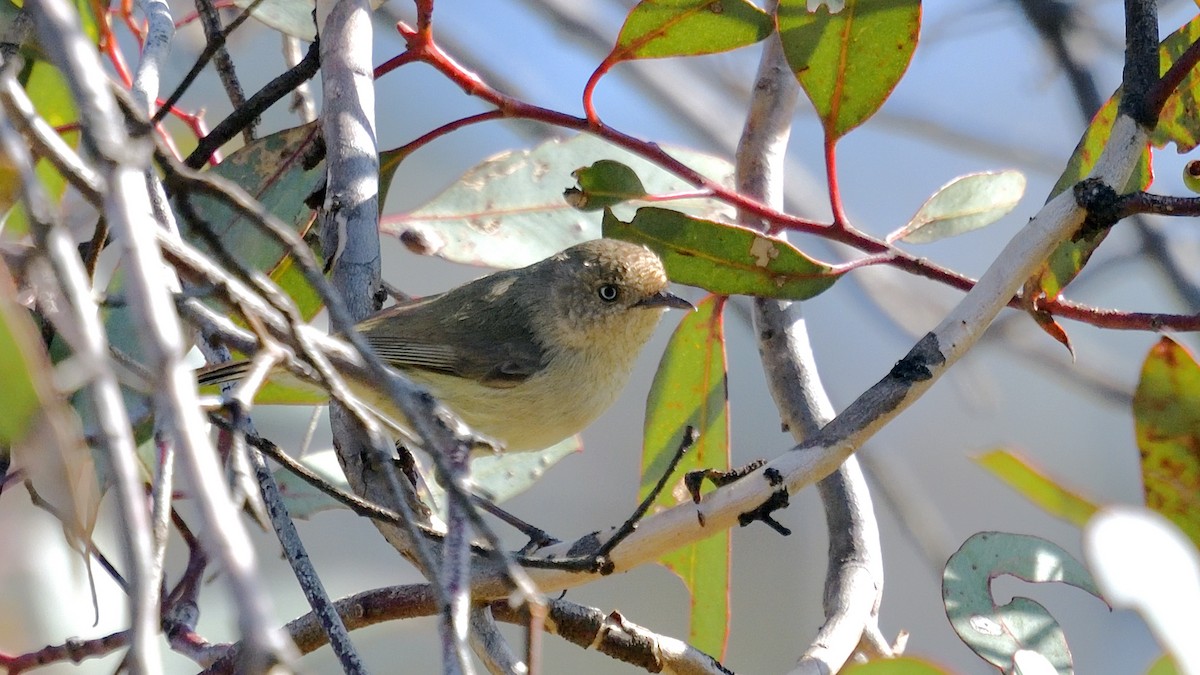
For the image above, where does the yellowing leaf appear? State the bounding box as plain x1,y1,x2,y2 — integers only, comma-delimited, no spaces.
0,258,99,546
1133,337,1200,549
975,449,1099,527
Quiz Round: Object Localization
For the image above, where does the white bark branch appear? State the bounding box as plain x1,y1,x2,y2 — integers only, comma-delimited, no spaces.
29,1,293,670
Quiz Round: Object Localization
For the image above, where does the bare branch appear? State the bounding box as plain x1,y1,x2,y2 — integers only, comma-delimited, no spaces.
28,1,294,669
734,14,886,672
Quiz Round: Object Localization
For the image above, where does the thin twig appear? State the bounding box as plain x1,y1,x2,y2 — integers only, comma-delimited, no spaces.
0,33,163,672
192,0,252,141
184,39,320,169
246,419,366,674
151,0,264,125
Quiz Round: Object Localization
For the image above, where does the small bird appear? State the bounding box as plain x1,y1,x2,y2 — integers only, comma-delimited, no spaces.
198,239,692,452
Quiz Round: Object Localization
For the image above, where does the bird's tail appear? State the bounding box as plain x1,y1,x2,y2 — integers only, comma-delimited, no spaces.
195,360,253,388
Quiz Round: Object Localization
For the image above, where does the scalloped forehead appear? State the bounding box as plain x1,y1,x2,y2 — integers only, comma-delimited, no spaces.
564,239,668,290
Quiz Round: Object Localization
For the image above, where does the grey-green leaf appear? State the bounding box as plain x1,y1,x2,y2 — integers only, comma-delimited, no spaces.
891,170,1026,244
943,531,1103,675
232,0,385,40
469,435,581,505
380,134,734,270
273,450,348,519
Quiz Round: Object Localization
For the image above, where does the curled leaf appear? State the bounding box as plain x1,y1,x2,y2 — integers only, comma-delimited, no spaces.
944,532,1103,674
564,160,648,211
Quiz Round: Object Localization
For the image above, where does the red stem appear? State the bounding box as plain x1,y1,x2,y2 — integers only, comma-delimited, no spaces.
387,110,506,161
373,24,1200,333
582,59,614,128
824,132,851,229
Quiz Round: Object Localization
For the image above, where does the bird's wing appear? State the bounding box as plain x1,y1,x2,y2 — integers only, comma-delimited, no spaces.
356,289,547,389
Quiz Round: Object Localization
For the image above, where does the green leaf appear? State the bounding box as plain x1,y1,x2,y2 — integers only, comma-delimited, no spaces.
380,134,735,269
564,160,648,211
0,258,98,544
777,0,921,139
0,262,50,446
974,449,1099,528
5,60,80,237
1133,337,1200,549
1026,16,1200,318
185,121,325,319
603,207,840,299
943,532,1103,675
842,657,951,675
890,170,1026,244
1147,654,1179,675
609,0,773,62
641,295,730,659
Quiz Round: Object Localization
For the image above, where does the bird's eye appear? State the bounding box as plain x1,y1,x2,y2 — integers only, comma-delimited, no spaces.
597,283,620,302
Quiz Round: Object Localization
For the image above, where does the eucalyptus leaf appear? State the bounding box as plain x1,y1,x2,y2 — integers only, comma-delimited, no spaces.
603,207,839,300
609,0,773,62
380,134,734,270
943,532,1103,674
891,170,1026,244
641,295,730,657
232,0,384,40
1085,509,1200,675
273,449,348,519
564,160,648,211
778,0,921,139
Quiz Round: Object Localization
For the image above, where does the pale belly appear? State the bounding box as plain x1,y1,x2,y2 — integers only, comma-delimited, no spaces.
405,356,631,452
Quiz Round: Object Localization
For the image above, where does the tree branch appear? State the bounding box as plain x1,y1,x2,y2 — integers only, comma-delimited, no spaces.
735,15,886,672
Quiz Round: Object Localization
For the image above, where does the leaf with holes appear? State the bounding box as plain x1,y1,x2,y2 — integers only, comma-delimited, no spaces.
1133,337,1200,549
777,0,921,140
380,134,735,269
641,295,730,658
564,160,648,211
603,207,839,299
890,171,1026,244
943,532,1103,674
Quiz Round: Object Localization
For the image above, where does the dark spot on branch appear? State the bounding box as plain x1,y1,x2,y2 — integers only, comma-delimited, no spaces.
738,489,791,536
1073,177,1121,241
890,352,933,383
763,466,783,487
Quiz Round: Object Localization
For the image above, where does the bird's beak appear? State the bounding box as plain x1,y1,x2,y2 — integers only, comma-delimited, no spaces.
635,290,694,311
